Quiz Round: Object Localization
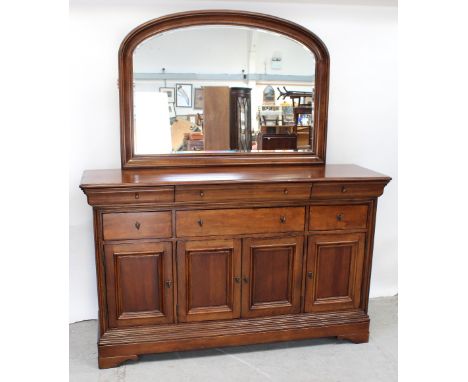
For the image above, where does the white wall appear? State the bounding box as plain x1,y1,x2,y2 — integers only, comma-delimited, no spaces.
70,0,397,323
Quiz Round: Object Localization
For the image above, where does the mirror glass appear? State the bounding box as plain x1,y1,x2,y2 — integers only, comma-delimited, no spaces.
132,25,316,155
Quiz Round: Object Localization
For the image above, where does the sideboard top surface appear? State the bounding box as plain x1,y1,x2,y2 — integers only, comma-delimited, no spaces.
80,164,391,190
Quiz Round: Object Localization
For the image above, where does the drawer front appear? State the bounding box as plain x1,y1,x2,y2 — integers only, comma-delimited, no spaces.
176,207,305,237
88,187,174,205
103,211,172,240
311,182,385,198
309,205,368,231
175,184,311,203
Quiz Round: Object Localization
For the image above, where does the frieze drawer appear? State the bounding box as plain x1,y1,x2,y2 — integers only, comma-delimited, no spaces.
309,205,368,230
87,187,174,206
175,183,311,203
311,182,385,198
102,211,172,240
176,207,305,237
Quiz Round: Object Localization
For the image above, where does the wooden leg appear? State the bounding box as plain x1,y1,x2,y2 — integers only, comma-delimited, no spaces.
337,331,369,344
98,355,138,369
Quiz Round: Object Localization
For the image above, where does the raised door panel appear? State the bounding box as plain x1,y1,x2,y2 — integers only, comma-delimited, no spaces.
104,242,174,328
177,239,241,322
241,237,303,318
304,233,365,312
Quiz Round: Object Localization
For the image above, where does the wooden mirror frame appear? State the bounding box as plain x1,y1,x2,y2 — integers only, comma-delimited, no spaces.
119,10,330,169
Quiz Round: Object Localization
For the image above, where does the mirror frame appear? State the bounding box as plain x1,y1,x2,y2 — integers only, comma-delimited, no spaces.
119,10,330,169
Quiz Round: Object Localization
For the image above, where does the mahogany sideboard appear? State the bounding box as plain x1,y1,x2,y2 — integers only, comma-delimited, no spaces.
80,164,391,368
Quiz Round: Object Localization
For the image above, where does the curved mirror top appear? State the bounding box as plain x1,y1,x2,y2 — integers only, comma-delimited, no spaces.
132,25,316,155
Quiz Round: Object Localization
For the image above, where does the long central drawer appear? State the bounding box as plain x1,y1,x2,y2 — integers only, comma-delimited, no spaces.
176,207,305,237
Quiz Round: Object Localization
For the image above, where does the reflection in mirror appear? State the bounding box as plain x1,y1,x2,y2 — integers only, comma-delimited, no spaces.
133,25,315,155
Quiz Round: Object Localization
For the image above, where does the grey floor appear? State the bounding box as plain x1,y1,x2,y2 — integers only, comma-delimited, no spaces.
70,296,397,382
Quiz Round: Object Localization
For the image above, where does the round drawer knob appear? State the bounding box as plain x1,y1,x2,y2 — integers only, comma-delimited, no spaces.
341,186,347,193
336,213,344,222
197,219,203,227
135,192,140,199
284,189,289,195
134,222,141,230
280,216,286,224
200,191,204,197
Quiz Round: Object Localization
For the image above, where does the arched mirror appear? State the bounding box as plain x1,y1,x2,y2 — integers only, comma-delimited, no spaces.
119,11,329,168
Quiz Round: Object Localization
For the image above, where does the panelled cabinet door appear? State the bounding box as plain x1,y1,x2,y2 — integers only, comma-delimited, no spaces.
177,239,241,322
104,242,174,328
304,233,365,312
241,236,304,318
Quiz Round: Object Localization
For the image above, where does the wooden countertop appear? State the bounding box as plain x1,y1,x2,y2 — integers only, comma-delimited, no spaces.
80,165,391,189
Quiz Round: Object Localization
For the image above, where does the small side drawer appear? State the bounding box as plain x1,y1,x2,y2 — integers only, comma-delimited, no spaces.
87,187,174,206
175,183,311,203
103,211,172,240
309,205,368,231
311,182,385,198
176,207,305,237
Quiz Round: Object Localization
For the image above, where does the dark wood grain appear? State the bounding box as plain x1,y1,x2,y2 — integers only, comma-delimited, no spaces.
177,239,241,322
81,166,389,368
80,164,391,189
176,207,305,237
104,242,174,328
175,183,311,203
304,233,365,312
241,236,304,318
85,187,174,206
102,211,172,240
309,205,368,231
97,311,370,367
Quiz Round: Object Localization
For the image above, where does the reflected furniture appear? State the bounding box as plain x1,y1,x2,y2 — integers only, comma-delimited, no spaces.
80,10,391,369
202,87,230,151
230,87,252,150
257,132,297,150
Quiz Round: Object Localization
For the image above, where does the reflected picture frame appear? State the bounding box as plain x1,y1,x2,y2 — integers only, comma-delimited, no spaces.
194,88,204,110
176,83,193,108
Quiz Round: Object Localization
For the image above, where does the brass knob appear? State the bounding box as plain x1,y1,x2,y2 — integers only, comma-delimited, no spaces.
243,276,249,283
284,188,289,195
200,191,204,197
336,213,344,222
307,272,313,279
135,222,141,230
197,219,203,227
341,186,347,193
280,216,286,224
135,192,140,199
165,280,172,288
234,276,241,284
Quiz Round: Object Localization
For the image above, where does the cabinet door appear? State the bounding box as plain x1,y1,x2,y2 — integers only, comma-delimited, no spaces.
241,236,303,318
177,239,241,322
304,233,365,312
104,242,174,328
